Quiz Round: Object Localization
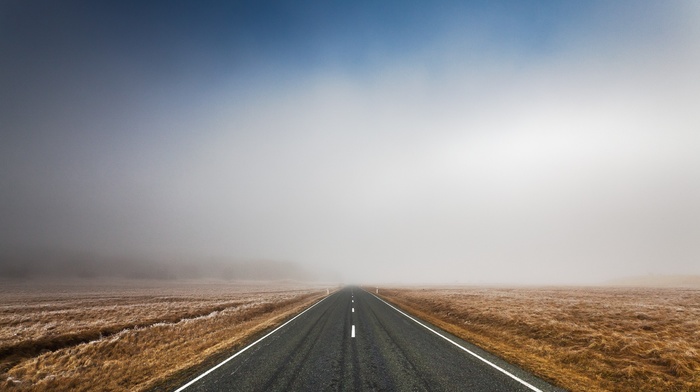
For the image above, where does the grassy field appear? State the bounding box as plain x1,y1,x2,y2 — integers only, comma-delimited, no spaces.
0,280,329,391
378,286,700,392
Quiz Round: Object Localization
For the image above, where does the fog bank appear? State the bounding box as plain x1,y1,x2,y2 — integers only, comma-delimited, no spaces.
2,1,699,285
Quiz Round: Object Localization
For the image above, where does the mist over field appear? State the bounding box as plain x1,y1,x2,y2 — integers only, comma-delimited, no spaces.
2,1,699,285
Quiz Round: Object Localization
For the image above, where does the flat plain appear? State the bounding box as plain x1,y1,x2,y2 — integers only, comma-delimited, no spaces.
4,282,698,391
0,280,328,391
378,286,700,392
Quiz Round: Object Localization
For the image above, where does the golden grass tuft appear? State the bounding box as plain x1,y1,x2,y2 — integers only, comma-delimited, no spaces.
377,286,700,392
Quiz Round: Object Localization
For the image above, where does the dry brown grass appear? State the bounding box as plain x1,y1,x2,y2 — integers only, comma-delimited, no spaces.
378,286,700,392
0,280,330,391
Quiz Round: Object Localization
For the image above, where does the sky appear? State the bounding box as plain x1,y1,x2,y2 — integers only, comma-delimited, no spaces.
1,0,699,284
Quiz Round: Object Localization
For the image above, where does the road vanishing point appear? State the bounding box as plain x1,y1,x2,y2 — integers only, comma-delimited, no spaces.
175,287,565,392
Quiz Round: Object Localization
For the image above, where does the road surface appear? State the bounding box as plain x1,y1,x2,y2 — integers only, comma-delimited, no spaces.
175,287,565,391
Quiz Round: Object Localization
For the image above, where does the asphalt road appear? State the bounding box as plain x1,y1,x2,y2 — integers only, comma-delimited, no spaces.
176,287,565,392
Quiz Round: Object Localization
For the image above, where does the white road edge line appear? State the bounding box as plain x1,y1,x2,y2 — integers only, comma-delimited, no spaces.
370,293,544,392
351,325,355,338
174,293,332,391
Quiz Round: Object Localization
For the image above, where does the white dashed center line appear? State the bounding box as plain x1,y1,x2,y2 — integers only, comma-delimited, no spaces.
351,325,355,338
352,308,354,312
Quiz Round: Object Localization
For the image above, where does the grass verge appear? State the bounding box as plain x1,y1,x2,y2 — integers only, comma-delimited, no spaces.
377,286,700,392
1,281,329,391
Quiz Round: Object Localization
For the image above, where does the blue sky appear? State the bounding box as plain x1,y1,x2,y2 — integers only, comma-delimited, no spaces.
1,1,699,283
